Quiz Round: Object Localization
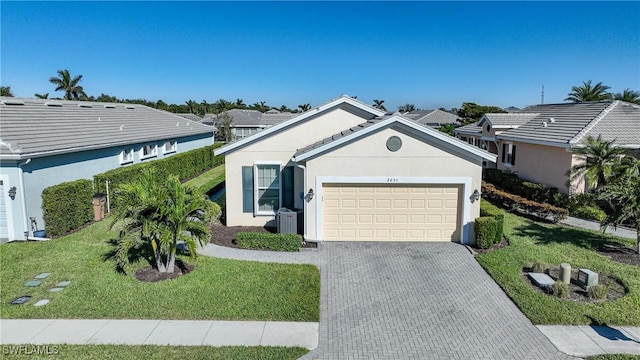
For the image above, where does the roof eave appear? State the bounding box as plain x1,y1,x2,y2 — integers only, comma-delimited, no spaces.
496,135,572,149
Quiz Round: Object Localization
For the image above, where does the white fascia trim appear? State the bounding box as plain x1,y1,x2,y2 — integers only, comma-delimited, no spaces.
454,129,482,135
314,176,473,244
294,116,496,162
214,96,385,156
495,135,572,149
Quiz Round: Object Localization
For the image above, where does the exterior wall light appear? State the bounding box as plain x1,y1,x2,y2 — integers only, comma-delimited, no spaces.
471,189,481,203
305,188,314,201
8,186,17,200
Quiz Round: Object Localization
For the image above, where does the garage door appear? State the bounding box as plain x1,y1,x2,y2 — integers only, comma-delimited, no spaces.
322,184,461,241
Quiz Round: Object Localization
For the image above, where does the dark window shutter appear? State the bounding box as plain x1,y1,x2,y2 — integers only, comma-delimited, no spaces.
501,144,506,163
242,166,253,213
282,166,295,209
511,145,516,165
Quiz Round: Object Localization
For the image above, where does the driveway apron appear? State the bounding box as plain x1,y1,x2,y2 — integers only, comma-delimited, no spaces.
303,242,573,359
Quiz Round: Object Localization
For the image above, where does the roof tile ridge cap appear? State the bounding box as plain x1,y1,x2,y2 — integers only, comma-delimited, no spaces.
570,101,618,146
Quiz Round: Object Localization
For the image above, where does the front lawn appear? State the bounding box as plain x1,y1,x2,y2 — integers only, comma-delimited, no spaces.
1,345,308,360
0,219,319,321
476,200,640,325
184,165,225,194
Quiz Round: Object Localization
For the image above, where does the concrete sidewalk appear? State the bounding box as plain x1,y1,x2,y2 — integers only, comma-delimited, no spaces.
0,319,319,349
560,216,636,240
537,325,640,357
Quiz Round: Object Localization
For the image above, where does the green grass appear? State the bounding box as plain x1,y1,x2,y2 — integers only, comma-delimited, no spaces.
184,165,225,194
476,200,640,325
0,345,308,359
0,219,319,321
586,356,640,360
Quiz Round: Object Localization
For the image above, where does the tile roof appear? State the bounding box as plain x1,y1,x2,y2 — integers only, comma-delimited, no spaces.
0,97,214,158
175,113,203,122
454,123,482,134
403,109,460,126
481,113,539,127
496,101,640,147
206,108,297,127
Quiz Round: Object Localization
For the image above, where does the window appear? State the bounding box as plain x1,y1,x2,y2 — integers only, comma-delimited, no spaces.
468,137,474,145
140,144,157,159
120,148,134,164
486,125,491,132
255,164,281,215
242,165,295,215
461,136,468,141
501,143,517,166
164,140,177,154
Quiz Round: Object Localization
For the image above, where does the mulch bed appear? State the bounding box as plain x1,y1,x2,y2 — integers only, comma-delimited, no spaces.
134,260,194,282
210,223,317,250
596,243,640,267
472,237,509,254
522,266,627,303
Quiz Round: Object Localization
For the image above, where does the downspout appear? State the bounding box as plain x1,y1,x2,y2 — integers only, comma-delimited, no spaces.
18,158,31,240
295,162,320,243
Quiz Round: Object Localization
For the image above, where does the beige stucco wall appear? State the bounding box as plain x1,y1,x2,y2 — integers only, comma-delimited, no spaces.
497,141,574,193
304,126,483,243
224,107,368,226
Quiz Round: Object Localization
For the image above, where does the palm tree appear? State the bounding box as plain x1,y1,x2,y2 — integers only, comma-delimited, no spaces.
213,99,233,114
398,104,416,113
111,170,212,273
185,100,198,114
298,103,311,112
235,98,246,109
613,88,640,105
49,69,87,100
373,99,386,111
597,156,640,254
200,100,210,115
1,86,13,97
34,93,49,99
567,135,627,192
565,80,611,102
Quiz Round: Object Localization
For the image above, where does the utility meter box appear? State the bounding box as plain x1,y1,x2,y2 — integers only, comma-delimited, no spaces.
577,268,599,289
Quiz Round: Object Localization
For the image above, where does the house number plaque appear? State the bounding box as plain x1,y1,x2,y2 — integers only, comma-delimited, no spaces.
386,136,402,152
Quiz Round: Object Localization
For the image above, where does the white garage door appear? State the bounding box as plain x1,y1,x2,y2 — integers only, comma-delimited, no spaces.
322,184,461,241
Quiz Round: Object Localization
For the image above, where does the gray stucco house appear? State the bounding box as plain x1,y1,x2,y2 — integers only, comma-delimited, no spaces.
203,108,297,140
0,97,215,242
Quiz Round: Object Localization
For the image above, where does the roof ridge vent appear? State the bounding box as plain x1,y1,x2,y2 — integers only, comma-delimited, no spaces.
78,103,93,108
542,122,548,128
120,125,125,131
45,102,63,107
104,104,116,109
125,105,135,109
2,99,24,105
549,117,555,123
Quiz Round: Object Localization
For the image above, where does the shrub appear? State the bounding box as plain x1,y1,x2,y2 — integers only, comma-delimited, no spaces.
41,179,94,237
552,280,570,299
210,202,222,220
572,206,607,222
588,285,609,300
551,192,570,208
531,262,548,273
474,216,498,249
235,232,302,252
94,143,224,197
521,182,548,203
481,182,569,222
493,214,504,244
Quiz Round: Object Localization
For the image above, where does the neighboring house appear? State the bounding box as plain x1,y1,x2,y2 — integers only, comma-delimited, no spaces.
455,101,640,193
0,97,215,242
402,109,460,128
215,95,496,244
176,113,204,122
203,108,297,140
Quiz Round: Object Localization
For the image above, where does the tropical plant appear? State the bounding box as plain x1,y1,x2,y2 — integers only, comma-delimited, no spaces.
597,156,640,254
49,69,87,100
200,100,210,115
1,86,14,97
613,88,640,105
438,123,456,136
567,135,627,192
212,99,233,114
111,170,212,273
456,102,506,125
34,93,49,99
373,99,386,111
398,103,416,113
185,100,199,114
298,103,311,112
215,111,235,143
565,80,611,102
235,98,246,109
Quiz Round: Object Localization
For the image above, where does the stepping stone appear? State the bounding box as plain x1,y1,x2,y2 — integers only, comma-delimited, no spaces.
56,281,71,287
10,295,32,305
35,273,51,279
49,287,64,292
34,299,50,307
528,273,555,288
24,280,42,287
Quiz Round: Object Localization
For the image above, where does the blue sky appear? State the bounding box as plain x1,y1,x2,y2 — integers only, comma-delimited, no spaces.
2,1,639,110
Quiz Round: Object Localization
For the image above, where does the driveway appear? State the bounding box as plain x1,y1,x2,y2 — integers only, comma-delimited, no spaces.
303,242,572,359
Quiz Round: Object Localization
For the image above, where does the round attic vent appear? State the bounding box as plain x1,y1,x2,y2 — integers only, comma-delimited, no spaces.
386,136,402,152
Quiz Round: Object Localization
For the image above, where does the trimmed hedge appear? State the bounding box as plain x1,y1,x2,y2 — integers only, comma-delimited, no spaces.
482,182,569,223
41,179,94,237
484,169,553,204
479,204,505,245
94,143,224,195
572,206,607,222
475,216,498,249
235,232,302,252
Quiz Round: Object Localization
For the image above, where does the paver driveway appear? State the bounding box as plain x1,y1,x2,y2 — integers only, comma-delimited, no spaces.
303,242,572,360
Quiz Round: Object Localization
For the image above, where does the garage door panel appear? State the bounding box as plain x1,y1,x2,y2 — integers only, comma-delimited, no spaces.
323,184,461,242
